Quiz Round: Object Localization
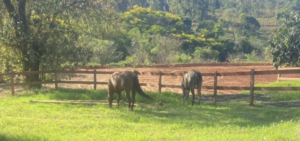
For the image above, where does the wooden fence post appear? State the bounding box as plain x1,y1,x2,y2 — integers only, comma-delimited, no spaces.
158,71,162,93
250,69,255,106
213,71,218,105
94,69,97,90
277,73,281,82
55,71,58,90
10,71,15,96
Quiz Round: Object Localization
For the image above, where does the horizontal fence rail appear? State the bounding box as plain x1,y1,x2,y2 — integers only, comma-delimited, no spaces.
1,68,300,106
143,69,300,76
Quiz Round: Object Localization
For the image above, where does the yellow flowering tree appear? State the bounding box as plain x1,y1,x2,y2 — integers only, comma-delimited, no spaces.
123,5,190,34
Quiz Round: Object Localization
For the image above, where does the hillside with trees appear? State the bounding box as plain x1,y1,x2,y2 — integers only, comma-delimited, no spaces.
1,0,300,83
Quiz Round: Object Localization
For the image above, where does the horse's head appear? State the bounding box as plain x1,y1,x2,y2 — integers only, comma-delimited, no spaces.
133,70,141,75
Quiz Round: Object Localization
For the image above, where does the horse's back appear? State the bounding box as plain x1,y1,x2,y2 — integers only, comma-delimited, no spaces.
182,70,202,89
109,71,134,92
120,71,134,90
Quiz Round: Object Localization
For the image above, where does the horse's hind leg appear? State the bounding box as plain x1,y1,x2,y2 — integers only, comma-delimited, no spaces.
131,90,136,110
117,92,121,108
182,88,186,104
125,90,132,110
197,85,202,105
191,87,195,106
184,90,189,105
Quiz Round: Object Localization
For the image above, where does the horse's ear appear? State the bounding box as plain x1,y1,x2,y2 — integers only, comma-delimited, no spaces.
133,70,140,75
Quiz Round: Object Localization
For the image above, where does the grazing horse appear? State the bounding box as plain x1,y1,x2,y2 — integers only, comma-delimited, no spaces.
181,70,203,105
107,71,154,110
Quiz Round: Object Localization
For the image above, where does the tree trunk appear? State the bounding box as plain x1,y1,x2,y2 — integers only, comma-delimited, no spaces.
22,51,42,88
4,0,42,88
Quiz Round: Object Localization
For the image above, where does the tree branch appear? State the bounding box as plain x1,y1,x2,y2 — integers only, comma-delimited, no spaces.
3,0,15,17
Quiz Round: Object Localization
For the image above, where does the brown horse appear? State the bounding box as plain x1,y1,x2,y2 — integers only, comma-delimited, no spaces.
107,70,154,110
181,70,203,105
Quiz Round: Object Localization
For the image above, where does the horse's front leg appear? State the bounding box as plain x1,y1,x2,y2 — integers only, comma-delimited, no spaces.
117,92,121,108
107,92,113,108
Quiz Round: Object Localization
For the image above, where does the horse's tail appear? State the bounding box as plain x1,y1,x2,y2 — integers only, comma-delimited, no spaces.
196,72,203,85
133,75,154,100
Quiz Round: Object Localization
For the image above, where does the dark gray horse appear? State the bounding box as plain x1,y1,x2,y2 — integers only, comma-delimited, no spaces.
181,70,203,105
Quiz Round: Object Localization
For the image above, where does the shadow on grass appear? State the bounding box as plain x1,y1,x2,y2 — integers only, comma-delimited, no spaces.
0,134,47,141
47,88,108,100
113,91,300,128
45,88,161,103
129,102,300,128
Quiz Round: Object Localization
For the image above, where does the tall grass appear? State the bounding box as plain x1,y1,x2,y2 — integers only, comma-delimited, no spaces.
0,88,299,141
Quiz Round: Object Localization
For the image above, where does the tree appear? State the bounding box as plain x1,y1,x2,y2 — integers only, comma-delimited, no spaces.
0,0,117,84
238,13,261,37
269,11,300,68
150,34,182,64
1,0,79,83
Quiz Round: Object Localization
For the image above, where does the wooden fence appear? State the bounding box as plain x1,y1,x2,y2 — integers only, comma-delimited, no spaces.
277,74,300,82
1,69,300,106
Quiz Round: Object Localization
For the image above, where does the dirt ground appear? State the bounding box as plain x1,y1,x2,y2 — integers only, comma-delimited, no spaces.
49,63,300,94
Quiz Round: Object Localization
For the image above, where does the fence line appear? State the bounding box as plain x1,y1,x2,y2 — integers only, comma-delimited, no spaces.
277,73,300,81
1,69,300,106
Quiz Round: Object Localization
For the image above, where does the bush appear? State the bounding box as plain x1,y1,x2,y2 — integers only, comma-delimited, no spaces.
192,47,219,62
176,53,192,63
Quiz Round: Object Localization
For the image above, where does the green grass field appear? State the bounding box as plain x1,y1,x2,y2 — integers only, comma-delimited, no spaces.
0,81,300,141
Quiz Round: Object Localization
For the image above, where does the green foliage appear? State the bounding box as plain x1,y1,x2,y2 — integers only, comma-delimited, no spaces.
234,38,254,54
197,20,215,31
217,39,235,62
193,47,219,62
269,11,300,68
126,28,152,65
149,34,182,64
0,46,22,73
212,23,225,38
238,13,261,37
197,20,224,39
0,0,118,83
79,38,122,65
239,13,261,30
0,0,123,75
176,53,192,63
2,0,300,70
123,5,190,35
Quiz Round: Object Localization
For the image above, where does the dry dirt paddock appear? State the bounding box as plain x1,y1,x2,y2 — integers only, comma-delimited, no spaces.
49,63,300,95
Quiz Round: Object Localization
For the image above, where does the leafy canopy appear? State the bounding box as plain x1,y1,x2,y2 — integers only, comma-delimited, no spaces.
269,12,300,68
